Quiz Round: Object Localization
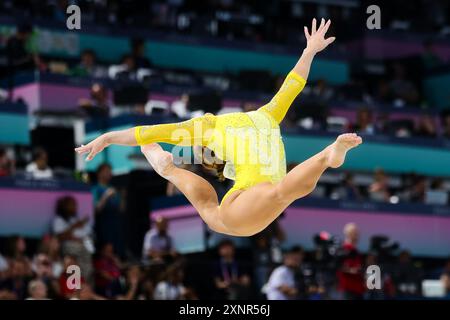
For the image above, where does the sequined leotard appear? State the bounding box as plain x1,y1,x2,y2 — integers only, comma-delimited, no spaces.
134,71,306,204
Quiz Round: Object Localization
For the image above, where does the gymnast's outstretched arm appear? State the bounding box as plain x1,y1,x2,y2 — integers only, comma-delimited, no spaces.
259,18,335,124
75,114,216,161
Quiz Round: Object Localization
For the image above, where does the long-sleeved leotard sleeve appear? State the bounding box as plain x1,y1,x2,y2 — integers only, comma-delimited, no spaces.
134,113,216,146
258,71,306,124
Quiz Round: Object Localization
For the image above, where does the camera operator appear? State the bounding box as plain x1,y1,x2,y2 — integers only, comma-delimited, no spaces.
336,223,366,300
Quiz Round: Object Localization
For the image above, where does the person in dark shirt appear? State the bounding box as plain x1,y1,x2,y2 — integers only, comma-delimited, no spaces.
213,239,251,300
131,38,153,69
6,23,38,72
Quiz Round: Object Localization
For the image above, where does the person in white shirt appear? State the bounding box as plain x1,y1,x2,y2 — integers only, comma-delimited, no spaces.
142,216,177,263
26,279,49,300
52,195,94,283
154,265,187,300
26,148,53,179
264,246,304,300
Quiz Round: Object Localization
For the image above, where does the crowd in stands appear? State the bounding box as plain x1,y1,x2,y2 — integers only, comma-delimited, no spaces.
1,219,450,300
2,0,450,45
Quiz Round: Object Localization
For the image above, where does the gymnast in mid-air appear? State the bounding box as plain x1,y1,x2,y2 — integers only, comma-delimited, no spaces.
76,18,362,237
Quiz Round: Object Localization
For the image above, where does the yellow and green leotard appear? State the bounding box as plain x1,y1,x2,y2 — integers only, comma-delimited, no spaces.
134,71,306,204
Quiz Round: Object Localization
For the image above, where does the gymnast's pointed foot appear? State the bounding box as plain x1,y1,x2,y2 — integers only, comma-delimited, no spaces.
141,143,175,178
326,133,362,168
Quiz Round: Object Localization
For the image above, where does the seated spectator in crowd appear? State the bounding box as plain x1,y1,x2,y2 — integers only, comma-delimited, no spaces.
142,216,177,264
38,236,64,279
92,163,125,257
415,114,437,138
6,23,41,73
130,38,153,69
71,49,106,78
0,147,15,176
265,246,304,300
94,243,123,298
336,223,365,300
252,218,286,293
388,64,420,106
26,147,53,179
0,258,33,300
154,264,195,300
311,79,334,101
369,169,391,202
409,175,427,203
52,195,94,284
32,253,60,299
117,54,138,80
440,258,450,299
425,178,448,205
26,279,49,300
117,265,142,300
351,107,375,135
391,250,423,299
213,239,251,300
5,235,29,261
337,172,362,201
79,83,110,117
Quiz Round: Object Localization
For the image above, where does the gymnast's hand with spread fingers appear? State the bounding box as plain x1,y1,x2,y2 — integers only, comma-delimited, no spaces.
303,18,335,55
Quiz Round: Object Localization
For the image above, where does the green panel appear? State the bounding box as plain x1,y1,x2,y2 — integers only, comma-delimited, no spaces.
0,114,30,145
424,73,450,110
284,134,450,176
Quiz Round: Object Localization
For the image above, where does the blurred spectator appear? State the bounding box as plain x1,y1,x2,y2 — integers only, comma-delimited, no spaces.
142,216,178,264
26,147,53,179
252,233,275,294
409,175,427,203
71,49,106,78
79,83,110,117
336,223,365,300
52,195,94,283
389,64,419,106
1,259,32,300
415,114,437,138
38,236,64,279
391,250,422,299
311,79,334,101
440,258,450,299
425,178,448,205
26,279,49,300
213,239,251,300
154,264,194,300
351,107,375,135
6,23,40,72
130,38,153,69
0,147,15,176
117,265,142,300
421,40,443,71
92,163,125,257
32,253,60,298
265,246,304,300
94,243,123,298
369,169,391,202
337,172,362,201
5,235,28,261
